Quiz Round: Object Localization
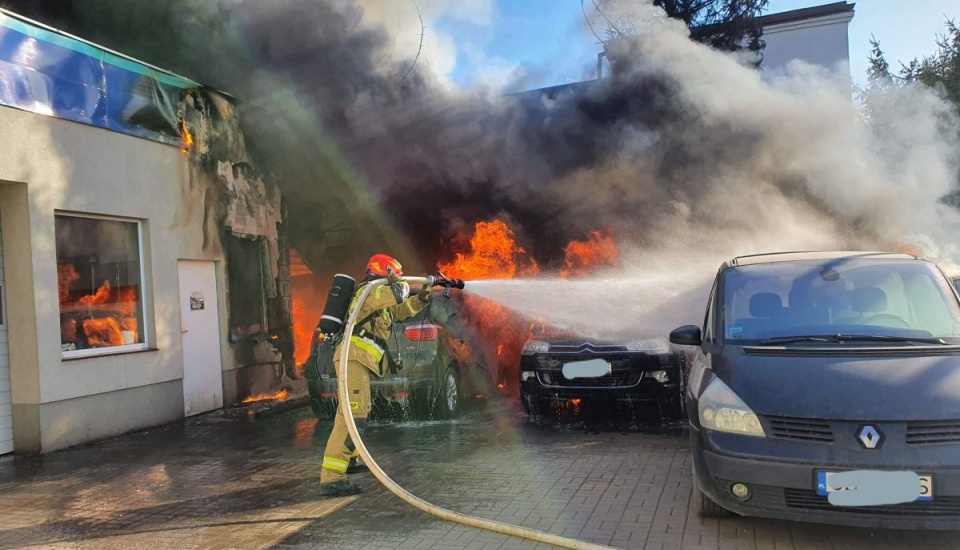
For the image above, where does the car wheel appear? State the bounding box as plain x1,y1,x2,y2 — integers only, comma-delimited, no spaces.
692,460,734,518
434,367,460,418
310,398,336,421
695,485,734,518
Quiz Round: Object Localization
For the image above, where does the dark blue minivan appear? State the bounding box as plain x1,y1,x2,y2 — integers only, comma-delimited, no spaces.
671,251,960,529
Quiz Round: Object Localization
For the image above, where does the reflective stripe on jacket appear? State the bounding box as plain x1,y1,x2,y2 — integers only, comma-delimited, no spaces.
335,280,425,375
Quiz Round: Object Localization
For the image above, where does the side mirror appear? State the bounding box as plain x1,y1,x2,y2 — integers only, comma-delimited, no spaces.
670,325,702,346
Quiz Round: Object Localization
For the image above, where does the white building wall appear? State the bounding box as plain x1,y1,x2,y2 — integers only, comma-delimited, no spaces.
0,105,226,452
761,12,854,74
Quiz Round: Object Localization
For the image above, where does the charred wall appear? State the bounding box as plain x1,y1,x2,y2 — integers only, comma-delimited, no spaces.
180,89,298,402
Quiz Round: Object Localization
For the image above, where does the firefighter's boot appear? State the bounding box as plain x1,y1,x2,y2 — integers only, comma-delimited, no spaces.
347,455,369,474
319,479,362,497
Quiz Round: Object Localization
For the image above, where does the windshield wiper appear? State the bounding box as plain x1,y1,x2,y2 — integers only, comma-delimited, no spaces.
759,336,835,345
759,334,948,346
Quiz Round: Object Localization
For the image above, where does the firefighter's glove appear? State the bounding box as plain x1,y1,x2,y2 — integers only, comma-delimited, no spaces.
386,268,402,286
418,285,432,304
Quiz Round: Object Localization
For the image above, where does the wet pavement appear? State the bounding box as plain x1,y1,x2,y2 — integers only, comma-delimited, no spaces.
0,400,959,550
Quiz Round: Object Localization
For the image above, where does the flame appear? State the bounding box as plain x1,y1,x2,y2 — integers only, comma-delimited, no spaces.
59,261,140,348
78,280,113,307
291,297,314,374
439,219,539,279
242,389,289,403
180,119,194,154
58,262,80,306
437,220,616,398
82,318,124,348
437,220,541,397
560,229,619,278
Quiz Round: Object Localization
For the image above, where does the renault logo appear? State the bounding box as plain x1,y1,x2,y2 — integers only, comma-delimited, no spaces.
857,424,884,450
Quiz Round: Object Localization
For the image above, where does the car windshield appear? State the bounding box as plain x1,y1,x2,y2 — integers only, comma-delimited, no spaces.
720,258,960,343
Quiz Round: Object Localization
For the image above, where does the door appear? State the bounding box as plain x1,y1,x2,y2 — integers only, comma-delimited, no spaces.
178,260,224,416
0,216,12,453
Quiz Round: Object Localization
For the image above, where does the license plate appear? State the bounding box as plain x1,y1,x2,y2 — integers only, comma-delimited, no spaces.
816,470,933,502
561,359,611,380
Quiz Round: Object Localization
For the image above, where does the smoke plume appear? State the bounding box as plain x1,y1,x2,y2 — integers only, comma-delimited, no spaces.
6,0,960,274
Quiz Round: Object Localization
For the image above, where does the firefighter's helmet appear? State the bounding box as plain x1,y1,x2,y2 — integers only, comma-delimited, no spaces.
366,254,402,277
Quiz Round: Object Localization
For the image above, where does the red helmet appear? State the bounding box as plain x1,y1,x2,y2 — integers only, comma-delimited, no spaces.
366,254,402,277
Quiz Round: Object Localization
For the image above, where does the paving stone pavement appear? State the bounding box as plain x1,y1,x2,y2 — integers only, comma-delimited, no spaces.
0,402,957,550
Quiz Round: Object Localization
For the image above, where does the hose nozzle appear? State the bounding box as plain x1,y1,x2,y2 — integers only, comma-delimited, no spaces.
426,271,465,297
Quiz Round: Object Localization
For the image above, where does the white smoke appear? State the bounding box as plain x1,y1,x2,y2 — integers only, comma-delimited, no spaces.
453,1,960,334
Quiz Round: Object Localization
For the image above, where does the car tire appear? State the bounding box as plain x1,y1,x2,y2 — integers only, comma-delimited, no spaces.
310,398,336,421
433,367,460,418
695,485,734,518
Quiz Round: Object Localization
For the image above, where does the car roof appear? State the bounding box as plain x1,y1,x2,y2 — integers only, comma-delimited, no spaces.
724,251,919,268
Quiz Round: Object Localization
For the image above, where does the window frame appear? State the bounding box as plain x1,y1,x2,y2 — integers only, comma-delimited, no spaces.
56,212,151,360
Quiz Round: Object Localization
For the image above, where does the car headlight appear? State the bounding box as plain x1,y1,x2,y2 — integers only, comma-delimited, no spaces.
626,337,670,354
698,377,766,438
521,340,550,355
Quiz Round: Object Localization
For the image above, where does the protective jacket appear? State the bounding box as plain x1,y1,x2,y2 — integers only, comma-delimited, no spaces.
334,281,425,377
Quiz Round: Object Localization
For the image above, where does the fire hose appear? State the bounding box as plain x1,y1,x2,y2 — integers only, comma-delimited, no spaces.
337,276,617,550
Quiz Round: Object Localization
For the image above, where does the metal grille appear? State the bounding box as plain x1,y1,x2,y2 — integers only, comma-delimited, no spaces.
906,421,960,446
545,344,629,353
785,489,960,515
538,370,641,388
767,417,834,443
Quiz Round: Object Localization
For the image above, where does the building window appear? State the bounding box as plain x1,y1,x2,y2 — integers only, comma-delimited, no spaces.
225,235,266,342
56,214,148,357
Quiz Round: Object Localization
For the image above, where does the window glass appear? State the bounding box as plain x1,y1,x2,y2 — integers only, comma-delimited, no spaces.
720,258,960,342
56,215,146,355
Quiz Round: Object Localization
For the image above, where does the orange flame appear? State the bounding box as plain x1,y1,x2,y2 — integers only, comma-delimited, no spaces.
82,318,124,348
560,229,619,278
439,219,539,280
180,119,194,154
59,261,140,348
292,297,314,373
58,262,80,306
242,389,289,403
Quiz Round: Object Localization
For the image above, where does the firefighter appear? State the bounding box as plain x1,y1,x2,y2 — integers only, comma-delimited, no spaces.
319,253,432,496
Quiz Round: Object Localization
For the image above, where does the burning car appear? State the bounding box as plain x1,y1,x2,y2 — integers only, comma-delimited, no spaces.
304,296,484,419
673,251,960,529
519,327,687,420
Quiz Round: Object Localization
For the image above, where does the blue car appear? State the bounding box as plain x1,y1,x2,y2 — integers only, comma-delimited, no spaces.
672,251,960,529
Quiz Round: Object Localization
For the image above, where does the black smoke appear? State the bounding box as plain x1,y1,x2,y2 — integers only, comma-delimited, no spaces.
4,0,955,275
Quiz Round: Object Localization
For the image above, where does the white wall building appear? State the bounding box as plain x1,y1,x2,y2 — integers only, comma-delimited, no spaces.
0,10,293,453
759,2,856,75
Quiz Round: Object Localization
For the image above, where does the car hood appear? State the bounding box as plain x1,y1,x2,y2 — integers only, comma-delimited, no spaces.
716,347,960,421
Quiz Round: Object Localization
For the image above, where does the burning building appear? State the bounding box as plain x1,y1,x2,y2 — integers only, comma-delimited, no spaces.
0,9,298,453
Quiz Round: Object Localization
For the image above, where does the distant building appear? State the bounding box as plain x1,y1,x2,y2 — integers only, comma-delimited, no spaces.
758,2,855,74
590,1,856,80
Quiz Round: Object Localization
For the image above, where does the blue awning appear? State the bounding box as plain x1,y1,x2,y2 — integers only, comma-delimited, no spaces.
0,9,200,146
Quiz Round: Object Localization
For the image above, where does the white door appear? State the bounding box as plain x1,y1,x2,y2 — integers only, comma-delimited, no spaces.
0,216,12,453
178,260,224,416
